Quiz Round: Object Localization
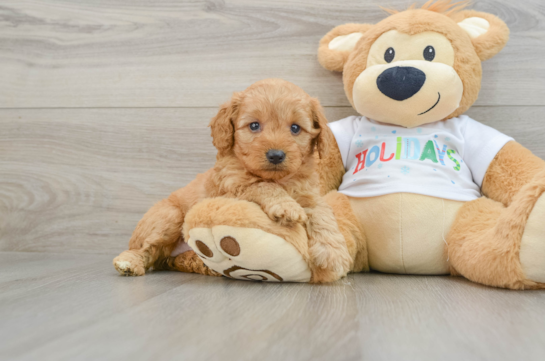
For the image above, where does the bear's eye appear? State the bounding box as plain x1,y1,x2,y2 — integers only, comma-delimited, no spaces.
384,47,395,63
290,124,301,135
424,46,435,61
249,122,261,132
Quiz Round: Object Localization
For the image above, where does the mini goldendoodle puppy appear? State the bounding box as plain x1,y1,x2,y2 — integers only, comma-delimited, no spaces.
114,79,351,282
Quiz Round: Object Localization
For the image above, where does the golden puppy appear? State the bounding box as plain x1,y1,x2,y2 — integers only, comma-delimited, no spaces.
114,79,351,282
206,79,352,281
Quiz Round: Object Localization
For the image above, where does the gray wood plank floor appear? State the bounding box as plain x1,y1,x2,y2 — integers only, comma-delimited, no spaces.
2,252,545,361
1,1,545,360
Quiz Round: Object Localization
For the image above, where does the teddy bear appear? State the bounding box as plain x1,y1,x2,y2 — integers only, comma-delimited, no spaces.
115,1,545,289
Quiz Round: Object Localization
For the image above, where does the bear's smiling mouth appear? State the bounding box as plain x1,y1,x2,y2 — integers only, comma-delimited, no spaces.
418,92,441,115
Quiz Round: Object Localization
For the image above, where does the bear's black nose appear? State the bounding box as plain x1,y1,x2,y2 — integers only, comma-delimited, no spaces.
266,150,285,165
377,66,426,101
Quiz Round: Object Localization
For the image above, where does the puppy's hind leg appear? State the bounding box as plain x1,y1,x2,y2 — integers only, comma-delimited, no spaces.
114,198,184,276
154,251,221,276
114,171,213,276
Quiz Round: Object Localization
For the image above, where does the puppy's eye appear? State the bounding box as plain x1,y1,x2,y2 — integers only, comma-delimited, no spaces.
290,124,301,135
249,122,260,132
384,47,395,63
424,46,435,61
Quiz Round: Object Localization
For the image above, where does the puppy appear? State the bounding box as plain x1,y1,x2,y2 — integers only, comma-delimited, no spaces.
206,78,352,282
113,79,351,282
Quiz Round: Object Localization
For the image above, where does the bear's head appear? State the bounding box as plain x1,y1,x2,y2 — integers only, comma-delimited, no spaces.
318,0,509,128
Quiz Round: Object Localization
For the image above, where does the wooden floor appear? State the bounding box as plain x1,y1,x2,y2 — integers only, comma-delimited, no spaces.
2,252,545,361
1,1,545,360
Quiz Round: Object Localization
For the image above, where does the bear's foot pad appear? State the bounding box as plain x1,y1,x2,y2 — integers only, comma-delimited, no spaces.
187,226,311,282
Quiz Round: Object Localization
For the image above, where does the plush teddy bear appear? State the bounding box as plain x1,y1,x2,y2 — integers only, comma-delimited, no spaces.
116,1,545,289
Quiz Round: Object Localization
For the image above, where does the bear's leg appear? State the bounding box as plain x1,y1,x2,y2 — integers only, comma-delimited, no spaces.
447,179,545,289
183,197,312,282
519,194,545,283
182,193,367,283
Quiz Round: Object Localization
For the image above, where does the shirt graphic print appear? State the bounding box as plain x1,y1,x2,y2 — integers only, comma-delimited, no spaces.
328,115,513,202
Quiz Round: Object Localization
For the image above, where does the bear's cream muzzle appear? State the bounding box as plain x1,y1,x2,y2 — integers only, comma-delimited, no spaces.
352,60,463,128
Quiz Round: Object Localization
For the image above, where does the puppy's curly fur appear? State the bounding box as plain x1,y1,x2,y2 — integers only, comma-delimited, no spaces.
113,79,351,282
206,79,352,282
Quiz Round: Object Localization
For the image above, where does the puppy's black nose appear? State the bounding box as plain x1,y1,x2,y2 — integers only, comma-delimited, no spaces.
377,66,426,101
266,150,285,164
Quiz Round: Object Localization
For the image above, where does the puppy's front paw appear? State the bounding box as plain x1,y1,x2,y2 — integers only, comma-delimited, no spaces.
113,252,146,276
309,242,352,283
265,200,308,225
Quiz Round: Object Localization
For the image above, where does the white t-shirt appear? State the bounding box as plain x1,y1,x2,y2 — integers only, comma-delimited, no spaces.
328,115,513,201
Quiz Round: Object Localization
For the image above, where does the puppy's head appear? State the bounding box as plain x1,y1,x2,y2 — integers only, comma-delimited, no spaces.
209,79,331,180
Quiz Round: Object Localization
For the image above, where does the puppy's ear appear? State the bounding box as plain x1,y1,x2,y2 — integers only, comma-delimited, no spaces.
318,23,374,72
453,10,509,61
209,92,242,156
310,98,332,159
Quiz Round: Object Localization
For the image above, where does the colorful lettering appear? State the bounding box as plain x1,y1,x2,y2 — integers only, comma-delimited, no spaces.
404,138,421,160
366,145,380,167
353,149,368,174
380,142,394,162
353,135,461,172
434,140,447,166
447,149,461,171
419,140,438,163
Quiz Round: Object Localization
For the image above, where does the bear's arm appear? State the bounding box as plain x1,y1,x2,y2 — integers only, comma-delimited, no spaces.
482,141,545,206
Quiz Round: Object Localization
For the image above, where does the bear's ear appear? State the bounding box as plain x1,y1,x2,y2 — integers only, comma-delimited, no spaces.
318,23,374,72
454,10,510,61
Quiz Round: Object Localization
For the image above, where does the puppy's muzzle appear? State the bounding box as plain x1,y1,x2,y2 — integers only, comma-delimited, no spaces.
266,150,286,165
377,66,426,101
